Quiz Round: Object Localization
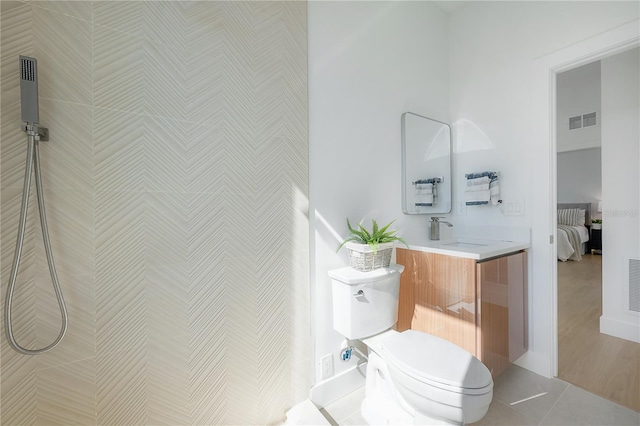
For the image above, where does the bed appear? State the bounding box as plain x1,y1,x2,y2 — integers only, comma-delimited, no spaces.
557,203,591,262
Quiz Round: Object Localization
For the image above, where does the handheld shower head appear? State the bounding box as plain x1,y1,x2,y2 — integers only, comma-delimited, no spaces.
20,55,39,124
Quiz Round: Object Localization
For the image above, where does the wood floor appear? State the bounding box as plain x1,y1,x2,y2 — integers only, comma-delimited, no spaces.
558,254,640,412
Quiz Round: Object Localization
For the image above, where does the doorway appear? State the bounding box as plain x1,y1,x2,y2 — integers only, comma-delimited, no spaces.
554,51,640,412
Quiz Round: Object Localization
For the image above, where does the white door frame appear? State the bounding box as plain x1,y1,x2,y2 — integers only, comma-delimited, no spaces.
527,20,639,378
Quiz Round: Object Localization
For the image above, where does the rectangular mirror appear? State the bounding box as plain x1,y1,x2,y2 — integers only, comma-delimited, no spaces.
401,112,452,214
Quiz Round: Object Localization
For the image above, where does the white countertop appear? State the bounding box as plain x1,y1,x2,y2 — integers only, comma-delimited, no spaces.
399,238,530,260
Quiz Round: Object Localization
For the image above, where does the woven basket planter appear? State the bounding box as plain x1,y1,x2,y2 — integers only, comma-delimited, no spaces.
345,242,394,272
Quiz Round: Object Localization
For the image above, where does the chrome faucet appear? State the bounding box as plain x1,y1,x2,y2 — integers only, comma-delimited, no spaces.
429,217,453,241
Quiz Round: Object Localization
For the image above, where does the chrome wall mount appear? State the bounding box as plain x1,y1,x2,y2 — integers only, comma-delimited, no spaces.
22,123,49,141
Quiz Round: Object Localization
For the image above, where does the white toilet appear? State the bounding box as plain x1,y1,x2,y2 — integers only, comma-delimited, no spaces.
329,264,493,425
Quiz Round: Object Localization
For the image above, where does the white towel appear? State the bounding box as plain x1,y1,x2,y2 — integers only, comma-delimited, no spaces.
465,190,490,203
466,176,490,191
416,193,434,206
415,183,433,194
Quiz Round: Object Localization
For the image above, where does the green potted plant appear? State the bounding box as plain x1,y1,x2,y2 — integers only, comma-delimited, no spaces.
591,219,602,230
337,218,409,271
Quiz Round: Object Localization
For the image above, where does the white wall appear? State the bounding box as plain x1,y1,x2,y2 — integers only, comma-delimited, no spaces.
557,61,601,153
557,148,602,219
600,47,640,343
449,1,639,376
308,1,449,386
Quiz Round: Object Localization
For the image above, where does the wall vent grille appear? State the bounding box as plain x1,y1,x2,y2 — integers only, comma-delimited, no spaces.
569,115,582,130
630,259,640,313
583,112,597,127
568,112,597,130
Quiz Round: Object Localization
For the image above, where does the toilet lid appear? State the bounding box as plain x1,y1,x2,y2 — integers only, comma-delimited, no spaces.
381,330,492,391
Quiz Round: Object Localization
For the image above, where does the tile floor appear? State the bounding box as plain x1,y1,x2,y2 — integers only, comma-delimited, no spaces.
319,365,640,425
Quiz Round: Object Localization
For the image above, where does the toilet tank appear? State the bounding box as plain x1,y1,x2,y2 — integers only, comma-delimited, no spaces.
329,264,404,339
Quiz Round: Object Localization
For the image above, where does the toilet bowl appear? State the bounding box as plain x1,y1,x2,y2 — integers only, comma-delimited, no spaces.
329,265,493,425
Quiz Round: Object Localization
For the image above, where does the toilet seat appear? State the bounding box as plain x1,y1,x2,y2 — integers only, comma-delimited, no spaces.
380,330,492,396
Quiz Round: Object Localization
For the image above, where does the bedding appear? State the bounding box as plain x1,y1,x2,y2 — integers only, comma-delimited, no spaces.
574,225,589,244
557,225,588,261
557,203,592,261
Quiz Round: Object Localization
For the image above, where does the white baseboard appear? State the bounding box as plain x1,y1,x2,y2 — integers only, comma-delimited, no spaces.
310,361,367,408
513,350,553,378
600,315,640,343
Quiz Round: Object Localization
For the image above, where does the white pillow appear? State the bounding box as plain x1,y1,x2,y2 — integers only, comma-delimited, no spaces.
558,208,582,226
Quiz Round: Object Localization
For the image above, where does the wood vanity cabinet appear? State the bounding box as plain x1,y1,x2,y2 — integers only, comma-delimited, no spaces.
396,249,527,378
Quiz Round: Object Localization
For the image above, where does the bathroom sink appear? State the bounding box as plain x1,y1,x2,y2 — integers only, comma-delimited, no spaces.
403,237,530,260
441,241,489,248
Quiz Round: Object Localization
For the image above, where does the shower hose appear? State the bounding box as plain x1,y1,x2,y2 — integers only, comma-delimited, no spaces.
4,125,68,355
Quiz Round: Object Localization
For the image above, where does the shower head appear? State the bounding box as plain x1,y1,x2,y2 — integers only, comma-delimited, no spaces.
20,55,39,124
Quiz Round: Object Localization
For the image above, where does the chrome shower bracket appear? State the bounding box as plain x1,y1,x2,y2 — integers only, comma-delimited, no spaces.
22,123,48,141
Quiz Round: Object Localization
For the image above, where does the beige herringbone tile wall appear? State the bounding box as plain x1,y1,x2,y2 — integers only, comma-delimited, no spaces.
0,2,309,425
